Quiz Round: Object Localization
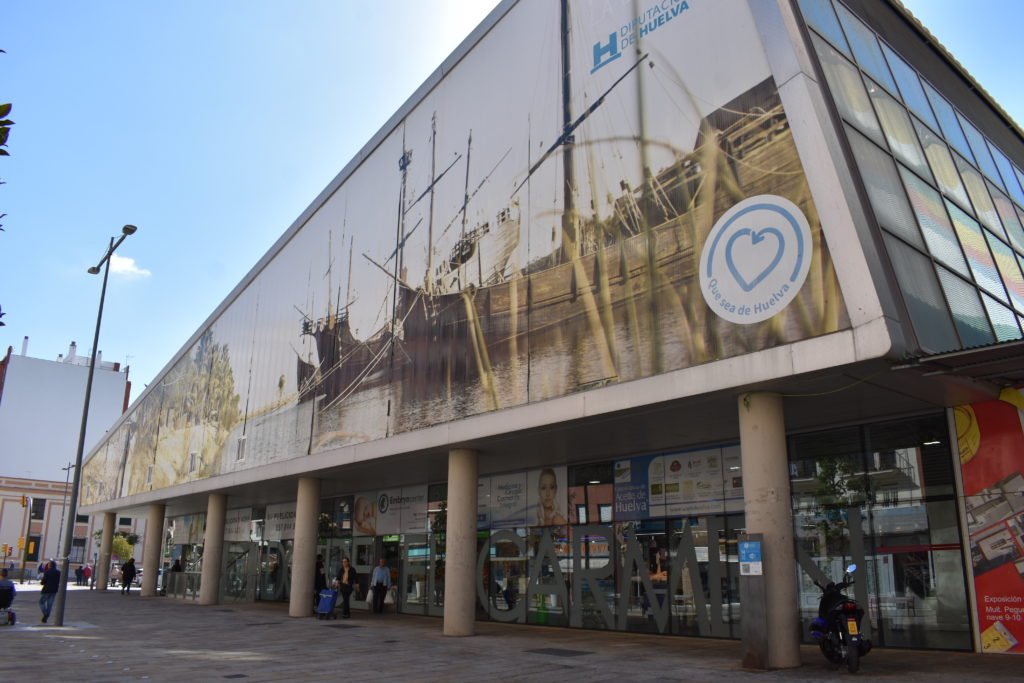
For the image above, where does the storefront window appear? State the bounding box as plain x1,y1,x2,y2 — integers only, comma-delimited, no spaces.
790,415,971,650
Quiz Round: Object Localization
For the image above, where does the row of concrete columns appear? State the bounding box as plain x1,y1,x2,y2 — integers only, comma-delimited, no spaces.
92,394,796,664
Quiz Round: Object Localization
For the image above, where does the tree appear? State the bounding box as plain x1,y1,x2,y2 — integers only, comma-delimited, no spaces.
112,535,133,562
92,530,140,561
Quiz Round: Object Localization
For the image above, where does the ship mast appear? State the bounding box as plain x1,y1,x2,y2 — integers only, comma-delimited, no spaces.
426,113,438,296
559,0,577,264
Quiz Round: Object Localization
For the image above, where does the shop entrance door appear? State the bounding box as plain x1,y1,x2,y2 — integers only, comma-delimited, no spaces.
401,533,445,616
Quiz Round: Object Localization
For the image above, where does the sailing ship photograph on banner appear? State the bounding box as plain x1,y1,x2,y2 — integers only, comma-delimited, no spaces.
82,0,850,504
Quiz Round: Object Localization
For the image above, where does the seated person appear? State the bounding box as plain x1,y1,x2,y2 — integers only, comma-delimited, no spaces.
0,568,15,605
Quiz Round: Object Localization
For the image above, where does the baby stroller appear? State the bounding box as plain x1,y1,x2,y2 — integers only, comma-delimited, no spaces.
0,585,15,625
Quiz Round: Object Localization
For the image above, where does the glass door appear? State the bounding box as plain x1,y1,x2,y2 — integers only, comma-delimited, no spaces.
402,534,429,615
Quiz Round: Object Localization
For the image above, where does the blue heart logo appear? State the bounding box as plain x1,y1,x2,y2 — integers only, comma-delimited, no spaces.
724,227,785,292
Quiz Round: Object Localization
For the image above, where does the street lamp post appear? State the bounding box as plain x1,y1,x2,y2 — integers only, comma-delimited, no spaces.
52,224,137,627
54,462,74,557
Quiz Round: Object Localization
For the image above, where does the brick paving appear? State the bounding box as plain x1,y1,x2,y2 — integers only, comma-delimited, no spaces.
0,583,1020,682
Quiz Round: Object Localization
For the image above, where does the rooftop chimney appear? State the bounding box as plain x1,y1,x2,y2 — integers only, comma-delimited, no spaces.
96,350,102,368
68,341,77,362
21,336,28,356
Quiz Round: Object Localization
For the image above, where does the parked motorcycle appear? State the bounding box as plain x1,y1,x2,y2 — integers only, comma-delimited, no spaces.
810,563,872,673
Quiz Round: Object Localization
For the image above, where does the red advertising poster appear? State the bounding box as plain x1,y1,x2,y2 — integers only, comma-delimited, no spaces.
958,388,1024,654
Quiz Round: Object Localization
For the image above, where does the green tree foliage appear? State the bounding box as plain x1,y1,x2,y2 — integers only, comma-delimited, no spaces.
0,100,11,159
811,454,867,555
92,530,139,561
112,535,133,561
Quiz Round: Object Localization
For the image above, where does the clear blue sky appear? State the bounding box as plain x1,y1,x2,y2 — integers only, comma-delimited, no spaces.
0,0,1020,404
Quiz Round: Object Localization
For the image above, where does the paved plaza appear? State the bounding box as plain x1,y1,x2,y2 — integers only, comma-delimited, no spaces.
0,583,1020,682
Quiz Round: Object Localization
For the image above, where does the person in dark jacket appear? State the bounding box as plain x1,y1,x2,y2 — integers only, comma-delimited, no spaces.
120,558,137,595
39,561,60,623
313,554,327,609
334,557,359,618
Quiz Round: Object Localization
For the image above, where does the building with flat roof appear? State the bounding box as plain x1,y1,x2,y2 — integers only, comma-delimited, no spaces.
79,0,1024,660
0,339,142,580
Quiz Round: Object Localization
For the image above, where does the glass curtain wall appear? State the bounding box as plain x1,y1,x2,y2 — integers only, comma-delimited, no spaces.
798,0,1024,353
163,513,206,600
477,450,746,638
790,414,971,650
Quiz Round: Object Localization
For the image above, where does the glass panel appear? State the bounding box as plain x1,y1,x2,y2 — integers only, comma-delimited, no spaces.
526,526,570,627
880,43,939,132
869,81,932,181
985,230,1024,314
883,234,960,353
1018,206,1024,248
981,293,1022,341
898,166,968,276
913,117,971,211
793,417,972,651
617,520,668,634
955,154,1005,238
988,143,1024,207
1016,166,1024,206
847,125,922,248
834,3,898,94
957,114,1002,187
922,82,973,161
813,35,884,145
798,0,851,56
936,267,995,347
863,417,971,650
946,199,1006,301
989,183,1024,254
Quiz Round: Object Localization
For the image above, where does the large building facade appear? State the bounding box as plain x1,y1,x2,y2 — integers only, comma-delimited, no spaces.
80,0,1024,659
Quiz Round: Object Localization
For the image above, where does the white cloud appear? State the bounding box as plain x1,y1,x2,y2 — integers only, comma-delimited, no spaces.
109,253,152,278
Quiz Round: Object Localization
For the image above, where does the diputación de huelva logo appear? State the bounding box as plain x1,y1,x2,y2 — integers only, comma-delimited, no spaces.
698,195,812,325
591,0,691,74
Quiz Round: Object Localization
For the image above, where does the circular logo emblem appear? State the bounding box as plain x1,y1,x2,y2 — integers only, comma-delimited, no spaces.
698,194,812,325
377,493,390,514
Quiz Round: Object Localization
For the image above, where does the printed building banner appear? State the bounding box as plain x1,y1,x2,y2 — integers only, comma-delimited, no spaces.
375,485,429,535
264,503,296,540
489,473,528,529
223,507,253,542
614,447,744,519
82,0,850,505
957,389,1024,654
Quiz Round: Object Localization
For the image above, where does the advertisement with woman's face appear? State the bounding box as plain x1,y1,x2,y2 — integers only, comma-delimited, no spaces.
353,493,377,536
528,466,567,527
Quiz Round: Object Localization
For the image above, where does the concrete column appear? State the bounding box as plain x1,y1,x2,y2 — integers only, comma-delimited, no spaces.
140,504,166,597
199,493,227,605
289,477,320,618
444,448,478,636
96,512,116,591
738,392,799,669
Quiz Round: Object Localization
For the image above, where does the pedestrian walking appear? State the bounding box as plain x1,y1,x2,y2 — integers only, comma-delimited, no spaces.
83,564,93,589
121,558,137,595
313,554,327,609
39,560,60,623
369,557,391,614
75,565,84,586
334,557,359,618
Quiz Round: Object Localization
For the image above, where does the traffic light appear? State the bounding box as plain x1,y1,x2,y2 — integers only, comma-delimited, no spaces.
20,495,27,507
27,541,35,554
1,543,7,555
17,537,24,549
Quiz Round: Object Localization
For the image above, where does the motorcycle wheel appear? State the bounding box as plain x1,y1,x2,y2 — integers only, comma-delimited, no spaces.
847,640,860,674
819,641,841,670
